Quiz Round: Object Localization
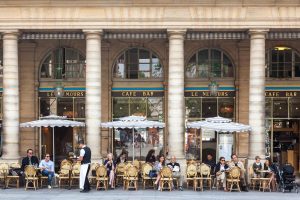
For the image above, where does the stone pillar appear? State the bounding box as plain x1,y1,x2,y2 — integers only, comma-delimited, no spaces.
1,30,20,162
248,29,268,160
84,30,102,161
167,29,186,162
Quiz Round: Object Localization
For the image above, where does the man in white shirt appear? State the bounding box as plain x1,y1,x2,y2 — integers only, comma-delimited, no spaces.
39,153,55,189
77,140,91,193
167,156,183,191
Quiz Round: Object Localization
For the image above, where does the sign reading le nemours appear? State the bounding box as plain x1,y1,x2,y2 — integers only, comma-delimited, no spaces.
39,91,85,97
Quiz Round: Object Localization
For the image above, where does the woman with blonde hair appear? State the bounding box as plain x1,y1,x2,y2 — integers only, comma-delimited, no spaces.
104,153,116,189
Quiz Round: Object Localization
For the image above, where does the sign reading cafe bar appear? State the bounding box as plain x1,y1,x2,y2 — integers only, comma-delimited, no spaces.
112,91,164,97
265,91,300,97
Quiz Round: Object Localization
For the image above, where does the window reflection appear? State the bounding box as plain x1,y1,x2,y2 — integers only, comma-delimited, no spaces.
218,98,234,118
186,49,234,79
273,98,288,118
202,98,218,118
57,98,73,118
289,98,300,118
113,48,163,79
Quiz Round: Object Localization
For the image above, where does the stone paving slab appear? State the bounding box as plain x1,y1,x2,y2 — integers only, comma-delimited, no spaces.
0,188,299,200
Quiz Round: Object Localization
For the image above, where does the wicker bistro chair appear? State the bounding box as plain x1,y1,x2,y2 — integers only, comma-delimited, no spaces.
89,163,100,187
159,166,173,191
141,163,155,189
249,165,261,190
0,163,9,188
197,164,212,191
186,163,198,190
124,166,139,190
58,163,72,188
227,167,241,192
24,165,39,190
61,159,72,166
96,165,109,190
70,163,81,188
116,162,126,186
6,163,20,188
259,177,272,192
122,163,133,189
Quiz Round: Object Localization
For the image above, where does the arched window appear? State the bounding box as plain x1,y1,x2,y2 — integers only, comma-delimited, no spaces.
113,48,163,79
186,48,234,79
266,47,300,78
40,47,85,80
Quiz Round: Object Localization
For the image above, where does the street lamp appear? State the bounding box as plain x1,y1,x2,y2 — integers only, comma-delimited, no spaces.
208,80,219,97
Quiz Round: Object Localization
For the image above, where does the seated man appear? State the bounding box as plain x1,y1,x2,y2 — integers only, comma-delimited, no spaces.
21,148,39,171
203,154,216,174
167,156,183,191
228,154,248,191
39,153,55,189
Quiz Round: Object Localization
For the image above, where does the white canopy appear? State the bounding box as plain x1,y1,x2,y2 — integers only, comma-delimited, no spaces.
101,116,165,129
186,116,251,133
20,115,85,163
101,115,165,160
20,115,85,128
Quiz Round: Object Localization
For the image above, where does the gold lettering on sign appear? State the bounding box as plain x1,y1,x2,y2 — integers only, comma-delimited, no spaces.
121,91,137,97
142,91,154,97
285,92,297,97
265,91,279,97
202,91,210,97
191,92,199,97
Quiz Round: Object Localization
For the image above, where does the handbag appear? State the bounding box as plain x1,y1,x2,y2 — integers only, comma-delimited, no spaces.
149,169,157,178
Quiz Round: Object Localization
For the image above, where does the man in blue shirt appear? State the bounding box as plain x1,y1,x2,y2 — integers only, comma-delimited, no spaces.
39,153,55,189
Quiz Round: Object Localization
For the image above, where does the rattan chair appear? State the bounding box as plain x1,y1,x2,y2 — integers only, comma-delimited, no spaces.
122,163,133,189
70,163,81,188
58,163,72,188
227,167,241,192
89,163,100,187
6,163,20,188
159,166,173,191
141,163,155,189
186,163,198,190
249,165,261,190
96,165,108,190
198,163,212,191
259,178,272,192
24,165,39,190
0,163,9,188
124,166,139,190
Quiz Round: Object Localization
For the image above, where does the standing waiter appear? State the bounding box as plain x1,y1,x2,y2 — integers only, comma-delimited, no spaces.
77,140,91,193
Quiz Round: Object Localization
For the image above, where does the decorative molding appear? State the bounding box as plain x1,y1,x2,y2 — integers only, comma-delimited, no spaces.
186,32,249,40
103,32,167,39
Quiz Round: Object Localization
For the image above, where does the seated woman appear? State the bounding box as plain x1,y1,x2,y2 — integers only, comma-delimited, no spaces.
214,157,229,191
104,153,116,189
263,158,277,191
153,155,165,190
252,156,262,178
116,151,127,164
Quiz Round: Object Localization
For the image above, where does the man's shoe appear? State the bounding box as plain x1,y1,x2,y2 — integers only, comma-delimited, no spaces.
179,186,183,191
48,185,52,189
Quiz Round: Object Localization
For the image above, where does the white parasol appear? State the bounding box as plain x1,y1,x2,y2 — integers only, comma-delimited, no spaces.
186,116,251,133
101,115,165,160
20,115,85,163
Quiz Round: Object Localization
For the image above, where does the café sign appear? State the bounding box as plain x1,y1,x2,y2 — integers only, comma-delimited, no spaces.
112,91,164,97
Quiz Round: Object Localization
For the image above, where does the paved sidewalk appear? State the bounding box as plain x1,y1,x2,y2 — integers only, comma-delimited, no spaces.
0,188,299,200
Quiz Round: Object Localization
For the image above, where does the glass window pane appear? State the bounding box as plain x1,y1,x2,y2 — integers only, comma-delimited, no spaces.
202,98,217,118
40,98,51,117
151,62,163,78
74,98,85,119
139,49,150,63
265,98,272,118
147,98,163,120
289,98,300,118
138,71,150,78
40,55,53,78
57,98,74,118
186,54,197,78
139,63,150,71
223,55,234,77
218,98,234,118
113,98,129,119
198,50,209,78
273,98,288,118
185,98,201,118
130,98,147,116
211,50,221,77
295,63,300,77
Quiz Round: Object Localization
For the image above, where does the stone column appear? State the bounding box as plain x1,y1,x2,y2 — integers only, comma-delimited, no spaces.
84,30,102,161
1,30,20,162
167,29,186,161
248,29,268,160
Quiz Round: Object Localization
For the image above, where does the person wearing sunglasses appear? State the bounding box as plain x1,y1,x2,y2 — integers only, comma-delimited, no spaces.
39,153,55,189
214,157,229,191
21,149,39,171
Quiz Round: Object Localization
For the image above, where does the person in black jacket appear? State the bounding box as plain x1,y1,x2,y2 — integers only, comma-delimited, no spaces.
21,149,39,171
214,157,229,191
145,149,156,164
203,154,216,174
